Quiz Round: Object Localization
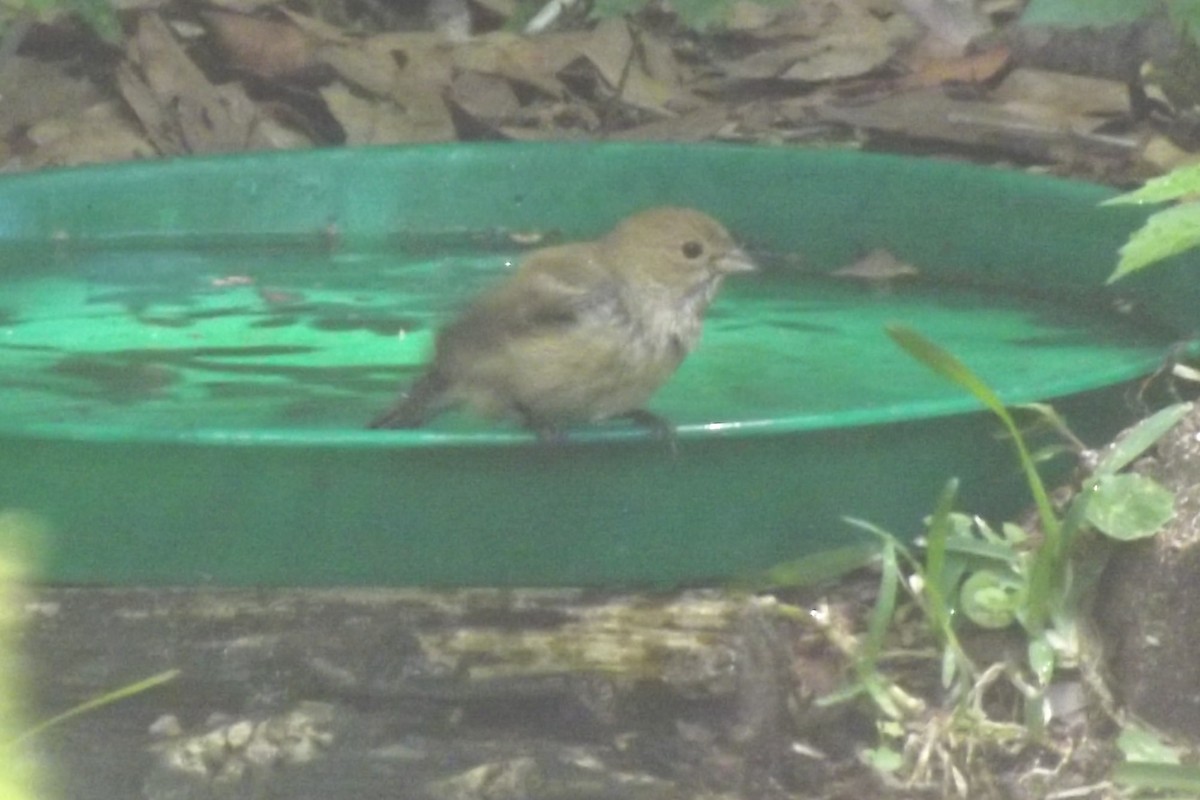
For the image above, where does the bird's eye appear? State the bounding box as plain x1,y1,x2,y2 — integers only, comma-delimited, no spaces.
681,241,704,259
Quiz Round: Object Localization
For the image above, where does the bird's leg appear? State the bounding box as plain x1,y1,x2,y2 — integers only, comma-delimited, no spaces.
514,404,567,443
620,409,678,452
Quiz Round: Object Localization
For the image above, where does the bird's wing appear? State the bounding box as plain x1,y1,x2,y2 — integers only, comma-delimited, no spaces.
440,244,624,351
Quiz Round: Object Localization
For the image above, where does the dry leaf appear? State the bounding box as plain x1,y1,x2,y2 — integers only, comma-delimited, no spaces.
322,83,420,144
454,32,571,98
277,7,353,44
203,10,320,80
450,70,521,121
368,33,456,87
831,248,919,282
805,86,1140,164
321,80,455,143
472,0,517,19
725,0,785,31
318,43,408,97
717,0,893,81
898,43,1010,89
577,19,679,114
118,13,272,154
428,0,472,41
200,0,278,13
25,101,156,167
498,102,600,139
897,0,991,52
611,103,731,140
990,68,1128,118
0,55,103,138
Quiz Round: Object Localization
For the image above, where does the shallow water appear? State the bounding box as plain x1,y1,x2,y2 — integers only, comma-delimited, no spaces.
0,238,1177,435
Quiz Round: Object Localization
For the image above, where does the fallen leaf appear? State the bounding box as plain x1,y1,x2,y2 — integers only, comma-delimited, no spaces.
450,70,521,122
318,43,409,97
24,101,156,167
717,0,894,81
832,248,919,283
321,80,455,143
611,103,731,140
203,10,321,80
119,13,272,154
0,55,103,139
454,32,571,98
898,43,1011,89
578,19,680,113
989,67,1129,117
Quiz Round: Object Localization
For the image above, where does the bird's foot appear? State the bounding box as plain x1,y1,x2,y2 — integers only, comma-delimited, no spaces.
620,410,678,453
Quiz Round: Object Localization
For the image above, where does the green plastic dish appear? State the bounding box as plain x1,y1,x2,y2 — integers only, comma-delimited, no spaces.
0,143,1192,586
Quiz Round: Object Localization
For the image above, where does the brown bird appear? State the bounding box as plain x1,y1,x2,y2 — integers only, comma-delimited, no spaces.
368,206,755,439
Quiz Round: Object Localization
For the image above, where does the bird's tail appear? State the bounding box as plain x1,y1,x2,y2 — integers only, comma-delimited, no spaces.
367,371,451,429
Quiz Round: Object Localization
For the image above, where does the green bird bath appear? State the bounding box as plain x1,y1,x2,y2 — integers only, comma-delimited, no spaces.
0,144,1191,586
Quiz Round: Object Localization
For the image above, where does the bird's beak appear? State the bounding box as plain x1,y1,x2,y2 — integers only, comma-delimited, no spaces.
717,246,757,274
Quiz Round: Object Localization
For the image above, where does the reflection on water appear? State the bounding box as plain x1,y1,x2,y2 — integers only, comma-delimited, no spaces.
0,236,1180,432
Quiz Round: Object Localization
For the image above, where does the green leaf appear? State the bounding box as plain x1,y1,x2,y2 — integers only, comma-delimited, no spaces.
1020,0,1156,27
668,0,729,28
862,745,904,773
1104,162,1200,207
862,538,900,668
1107,203,1200,283
1113,762,1200,792
960,569,1024,629
1174,0,1200,31
887,325,1061,633
11,669,179,746
922,479,959,602
590,0,648,19
68,0,122,43
1117,723,1184,765
1093,402,1192,476
1027,634,1056,686
746,544,878,590
1085,473,1175,540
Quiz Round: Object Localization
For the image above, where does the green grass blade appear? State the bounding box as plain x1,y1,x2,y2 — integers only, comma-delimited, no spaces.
1093,402,1192,476
10,669,180,746
1114,761,1200,792
886,325,1061,633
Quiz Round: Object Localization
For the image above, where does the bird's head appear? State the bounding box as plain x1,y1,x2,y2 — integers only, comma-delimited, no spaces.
602,207,756,293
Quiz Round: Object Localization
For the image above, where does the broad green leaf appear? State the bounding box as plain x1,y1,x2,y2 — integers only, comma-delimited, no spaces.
1020,0,1156,27
862,746,903,773
1021,0,1200,31
1104,162,1200,206
669,0,730,28
1118,723,1183,765
1085,473,1175,540
68,0,122,42
960,569,1024,629
1114,762,1200,792
936,534,1020,568
1170,0,1200,32
590,0,646,19
1108,203,1200,283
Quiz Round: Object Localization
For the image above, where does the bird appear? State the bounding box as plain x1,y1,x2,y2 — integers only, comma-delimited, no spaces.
367,206,755,440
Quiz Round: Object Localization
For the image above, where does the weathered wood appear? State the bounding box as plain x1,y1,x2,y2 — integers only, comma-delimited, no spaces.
18,587,827,799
